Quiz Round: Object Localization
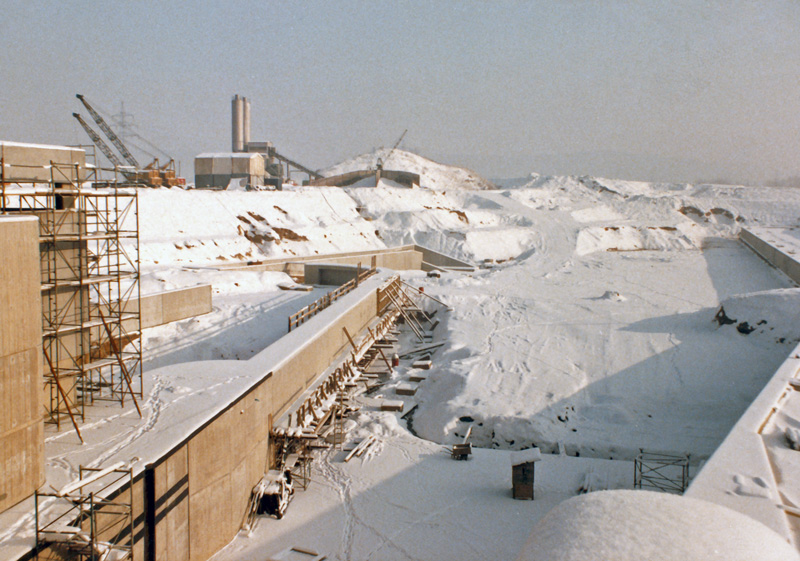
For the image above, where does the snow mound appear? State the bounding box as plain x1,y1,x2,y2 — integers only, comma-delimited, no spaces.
346,186,534,261
714,288,800,344
575,224,701,255
323,149,496,191
517,490,800,561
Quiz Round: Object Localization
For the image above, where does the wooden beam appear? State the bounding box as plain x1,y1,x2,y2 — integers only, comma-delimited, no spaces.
43,348,84,444
98,309,142,417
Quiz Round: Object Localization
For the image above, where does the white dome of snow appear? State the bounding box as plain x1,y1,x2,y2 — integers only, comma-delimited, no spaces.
517,490,799,561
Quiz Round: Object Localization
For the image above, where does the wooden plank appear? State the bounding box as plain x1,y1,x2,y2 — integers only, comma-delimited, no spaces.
398,342,444,359
58,462,126,496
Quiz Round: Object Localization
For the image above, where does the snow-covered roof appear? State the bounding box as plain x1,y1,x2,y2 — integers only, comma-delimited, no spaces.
0,140,85,152
510,448,542,466
516,490,800,561
0,215,38,224
195,152,263,159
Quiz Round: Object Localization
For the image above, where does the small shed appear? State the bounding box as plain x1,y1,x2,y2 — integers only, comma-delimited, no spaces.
511,448,542,500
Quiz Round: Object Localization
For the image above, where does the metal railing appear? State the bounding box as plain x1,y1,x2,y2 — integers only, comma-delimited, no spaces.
634,452,690,494
288,266,376,332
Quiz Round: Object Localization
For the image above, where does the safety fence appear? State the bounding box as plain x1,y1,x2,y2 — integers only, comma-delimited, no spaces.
288,266,377,332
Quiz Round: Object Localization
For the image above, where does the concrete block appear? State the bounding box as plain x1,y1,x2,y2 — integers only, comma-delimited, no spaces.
395,383,417,396
381,399,404,411
138,293,164,329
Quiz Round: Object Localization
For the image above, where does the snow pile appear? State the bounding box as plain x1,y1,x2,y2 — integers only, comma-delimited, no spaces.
346,186,537,261
517,490,799,561
575,224,701,255
322,149,496,191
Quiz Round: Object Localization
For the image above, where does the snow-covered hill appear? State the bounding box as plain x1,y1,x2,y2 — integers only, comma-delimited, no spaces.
321,149,496,191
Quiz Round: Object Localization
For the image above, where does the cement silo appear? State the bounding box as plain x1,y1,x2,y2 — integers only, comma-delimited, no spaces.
232,94,244,152
243,96,251,148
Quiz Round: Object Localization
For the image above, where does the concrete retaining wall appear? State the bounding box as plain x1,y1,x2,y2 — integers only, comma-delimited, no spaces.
140,275,385,561
138,285,213,329
252,247,423,277
0,141,85,184
0,217,44,514
740,228,800,284
219,244,470,279
687,341,800,543
413,244,473,271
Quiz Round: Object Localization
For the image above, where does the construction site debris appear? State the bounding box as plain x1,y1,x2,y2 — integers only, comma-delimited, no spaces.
451,425,473,461
266,546,327,561
399,342,444,359
344,436,378,462
279,282,313,291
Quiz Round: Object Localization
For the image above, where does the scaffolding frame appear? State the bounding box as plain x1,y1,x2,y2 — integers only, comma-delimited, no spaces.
1,156,142,437
35,464,134,561
634,451,691,494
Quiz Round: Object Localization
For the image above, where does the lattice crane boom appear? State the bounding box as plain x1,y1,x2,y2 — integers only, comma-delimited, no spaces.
383,129,407,167
76,94,140,168
72,112,125,168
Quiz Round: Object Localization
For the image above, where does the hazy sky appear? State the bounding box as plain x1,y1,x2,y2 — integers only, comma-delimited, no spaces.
3,1,800,184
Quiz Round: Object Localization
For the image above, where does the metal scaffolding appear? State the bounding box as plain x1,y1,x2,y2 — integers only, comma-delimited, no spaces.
35,464,134,561
634,451,691,494
1,155,142,439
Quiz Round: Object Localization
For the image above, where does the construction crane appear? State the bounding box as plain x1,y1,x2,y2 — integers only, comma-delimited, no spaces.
377,129,407,170
76,94,140,168
72,113,126,169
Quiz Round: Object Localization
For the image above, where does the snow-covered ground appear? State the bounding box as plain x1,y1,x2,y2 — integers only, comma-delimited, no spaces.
133,152,800,558
9,150,800,560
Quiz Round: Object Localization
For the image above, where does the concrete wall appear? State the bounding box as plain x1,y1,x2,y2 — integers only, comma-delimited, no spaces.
304,263,362,285
413,244,473,271
306,169,420,188
0,216,44,513
228,247,426,279
137,285,213,329
740,228,800,284
0,141,86,184
141,277,383,561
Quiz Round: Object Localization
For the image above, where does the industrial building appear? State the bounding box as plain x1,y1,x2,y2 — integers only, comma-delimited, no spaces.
194,151,267,190
194,95,320,190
